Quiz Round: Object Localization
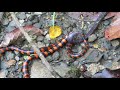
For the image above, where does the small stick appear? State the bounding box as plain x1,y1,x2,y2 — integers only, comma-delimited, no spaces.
52,12,55,28
10,12,62,78
85,12,107,39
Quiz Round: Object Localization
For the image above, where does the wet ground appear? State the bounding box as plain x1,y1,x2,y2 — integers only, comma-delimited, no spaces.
0,12,120,78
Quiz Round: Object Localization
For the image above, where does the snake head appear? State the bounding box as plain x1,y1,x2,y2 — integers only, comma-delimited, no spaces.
66,31,84,44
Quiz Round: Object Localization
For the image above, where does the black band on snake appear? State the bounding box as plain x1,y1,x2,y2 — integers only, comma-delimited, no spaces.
0,12,107,78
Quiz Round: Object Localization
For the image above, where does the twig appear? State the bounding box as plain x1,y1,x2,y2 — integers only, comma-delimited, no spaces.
10,12,62,78
52,12,55,28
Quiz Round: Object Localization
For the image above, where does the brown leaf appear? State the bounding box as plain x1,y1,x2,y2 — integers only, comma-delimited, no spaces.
104,12,118,20
68,12,100,21
0,25,44,47
105,12,120,40
7,60,16,67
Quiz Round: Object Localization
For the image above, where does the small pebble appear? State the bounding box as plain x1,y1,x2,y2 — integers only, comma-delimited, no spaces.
5,52,15,61
33,23,41,28
2,18,9,25
37,36,44,42
18,72,23,78
1,61,9,69
19,20,24,24
111,40,120,49
16,12,27,20
45,34,50,40
0,69,8,78
63,22,69,28
15,56,20,61
103,52,109,60
88,34,97,42
108,56,112,60
34,12,42,15
8,20,16,27
73,61,79,66
46,56,53,62
113,52,117,56
103,20,110,26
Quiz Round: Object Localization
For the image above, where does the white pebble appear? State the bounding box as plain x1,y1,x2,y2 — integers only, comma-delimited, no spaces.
34,12,42,15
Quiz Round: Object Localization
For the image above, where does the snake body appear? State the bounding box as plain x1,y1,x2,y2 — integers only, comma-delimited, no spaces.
0,33,89,78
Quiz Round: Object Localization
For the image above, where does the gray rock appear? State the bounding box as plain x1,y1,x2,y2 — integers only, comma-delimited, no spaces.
43,30,48,35
8,20,16,27
5,52,15,61
52,51,60,60
63,22,69,28
37,36,44,42
0,12,3,20
31,60,54,78
7,72,14,78
2,18,9,25
15,56,20,61
34,12,42,15
46,56,53,62
100,38,112,50
43,38,49,44
5,26,16,32
111,40,120,49
63,30,68,35
103,52,109,60
73,61,79,66
103,60,113,69
18,72,23,78
1,61,9,69
103,20,110,26
85,50,102,63
25,21,32,25
15,63,19,70
16,12,27,20
19,20,24,24
73,28,78,32
108,56,112,60
33,23,41,28
45,34,50,40
0,69,8,78
53,62,71,77
88,34,97,42
32,18,39,24
97,32,104,38
59,49,70,61
113,52,117,56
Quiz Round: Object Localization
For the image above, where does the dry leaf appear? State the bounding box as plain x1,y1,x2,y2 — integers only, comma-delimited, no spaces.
49,26,62,39
105,12,120,40
0,25,43,47
104,12,118,20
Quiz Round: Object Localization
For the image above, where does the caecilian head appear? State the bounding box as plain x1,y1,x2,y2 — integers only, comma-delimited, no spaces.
66,31,83,44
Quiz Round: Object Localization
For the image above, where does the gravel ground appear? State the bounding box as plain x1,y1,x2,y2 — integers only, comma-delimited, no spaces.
0,12,120,78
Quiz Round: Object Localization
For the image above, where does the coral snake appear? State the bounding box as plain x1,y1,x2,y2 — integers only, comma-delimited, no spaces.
0,12,107,78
